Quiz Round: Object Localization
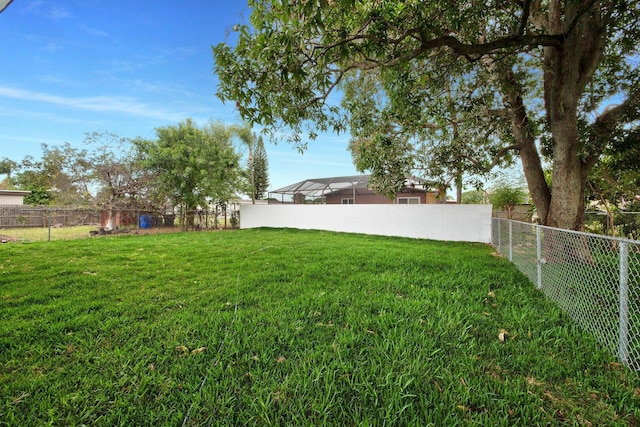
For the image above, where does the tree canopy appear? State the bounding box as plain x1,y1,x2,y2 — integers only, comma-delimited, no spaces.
12,143,88,206
3,122,246,220
134,119,244,213
214,0,639,230
0,158,17,178
7,135,152,209
489,182,528,220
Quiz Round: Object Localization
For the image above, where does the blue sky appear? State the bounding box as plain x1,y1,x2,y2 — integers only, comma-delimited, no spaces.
0,1,359,191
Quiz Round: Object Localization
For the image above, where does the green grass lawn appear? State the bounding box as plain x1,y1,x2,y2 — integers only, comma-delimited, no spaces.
1,229,639,426
0,225,191,242
1,225,99,242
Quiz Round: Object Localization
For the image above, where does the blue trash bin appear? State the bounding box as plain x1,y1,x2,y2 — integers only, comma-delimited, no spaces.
139,214,152,229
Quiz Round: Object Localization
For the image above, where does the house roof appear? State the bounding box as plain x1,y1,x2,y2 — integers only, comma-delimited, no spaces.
270,175,369,198
270,174,432,198
0,190,31,196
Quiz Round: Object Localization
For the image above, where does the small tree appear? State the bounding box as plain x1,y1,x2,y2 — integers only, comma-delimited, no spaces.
135,119,243,230
461,190,486,205
489,183,527,219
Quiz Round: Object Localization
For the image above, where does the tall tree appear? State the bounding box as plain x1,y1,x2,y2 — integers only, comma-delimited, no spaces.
134,119,243,229
252,135,270,200
233,124,271,202
214,1,639,231
8,136,154,210
78,131,153,228
13,144,89,205
11,157,51,205
0,158,18,191
0,158,17,178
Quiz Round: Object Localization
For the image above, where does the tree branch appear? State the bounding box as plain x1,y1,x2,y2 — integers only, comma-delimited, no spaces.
597,87,640,125
314,20,564,72
489,145,520,169
583,85,640,167
516,0,532,36
333,31,562,74
565,0,600,36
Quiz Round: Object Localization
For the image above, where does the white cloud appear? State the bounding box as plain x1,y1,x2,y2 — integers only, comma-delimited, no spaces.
0,86,185,122
23,1,69,20
81,25,111,39
43,42,63,53
0,132,64,147
48,6,69,20
0,105,102,125
97,59,145,74
159,47,198,61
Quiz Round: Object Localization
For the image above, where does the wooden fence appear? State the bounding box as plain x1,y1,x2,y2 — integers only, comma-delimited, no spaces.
0,206,102,228
0,205,240,230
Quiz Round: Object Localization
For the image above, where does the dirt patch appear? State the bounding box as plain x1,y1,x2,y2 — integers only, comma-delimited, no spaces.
90,227,236,238
134,227,237,235
0,226,236,242
0,234,20,243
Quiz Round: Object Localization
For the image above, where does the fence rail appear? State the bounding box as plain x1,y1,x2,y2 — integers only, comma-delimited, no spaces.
492,218,640,370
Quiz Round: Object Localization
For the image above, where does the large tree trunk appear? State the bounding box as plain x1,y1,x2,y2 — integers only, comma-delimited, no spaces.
539,1,605,230
105,209,118,230
519,136,550,224
495,67,551,223
506,85,551,224
486,2,608,230
546,131,588,230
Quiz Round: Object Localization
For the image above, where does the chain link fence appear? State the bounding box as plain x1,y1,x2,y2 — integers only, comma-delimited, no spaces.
585,211,640,240
492,218,640,370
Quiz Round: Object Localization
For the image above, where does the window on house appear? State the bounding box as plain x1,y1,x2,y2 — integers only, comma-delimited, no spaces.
397,197,420,205
341,198,354,204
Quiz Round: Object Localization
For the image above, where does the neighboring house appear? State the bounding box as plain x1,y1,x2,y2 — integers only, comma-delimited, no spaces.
268,174,442,205
0,190,31,205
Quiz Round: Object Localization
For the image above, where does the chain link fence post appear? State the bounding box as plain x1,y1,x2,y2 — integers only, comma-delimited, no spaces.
619,241,629,365
47,209,51,242
536,226,542,289
508,221,513,262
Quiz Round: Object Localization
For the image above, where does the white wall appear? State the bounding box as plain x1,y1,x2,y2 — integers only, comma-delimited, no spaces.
0,194,26,205
240,204,492,243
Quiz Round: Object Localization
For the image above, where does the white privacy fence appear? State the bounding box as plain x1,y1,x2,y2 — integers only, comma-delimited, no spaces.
240,204,492,243
492,218,640,370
